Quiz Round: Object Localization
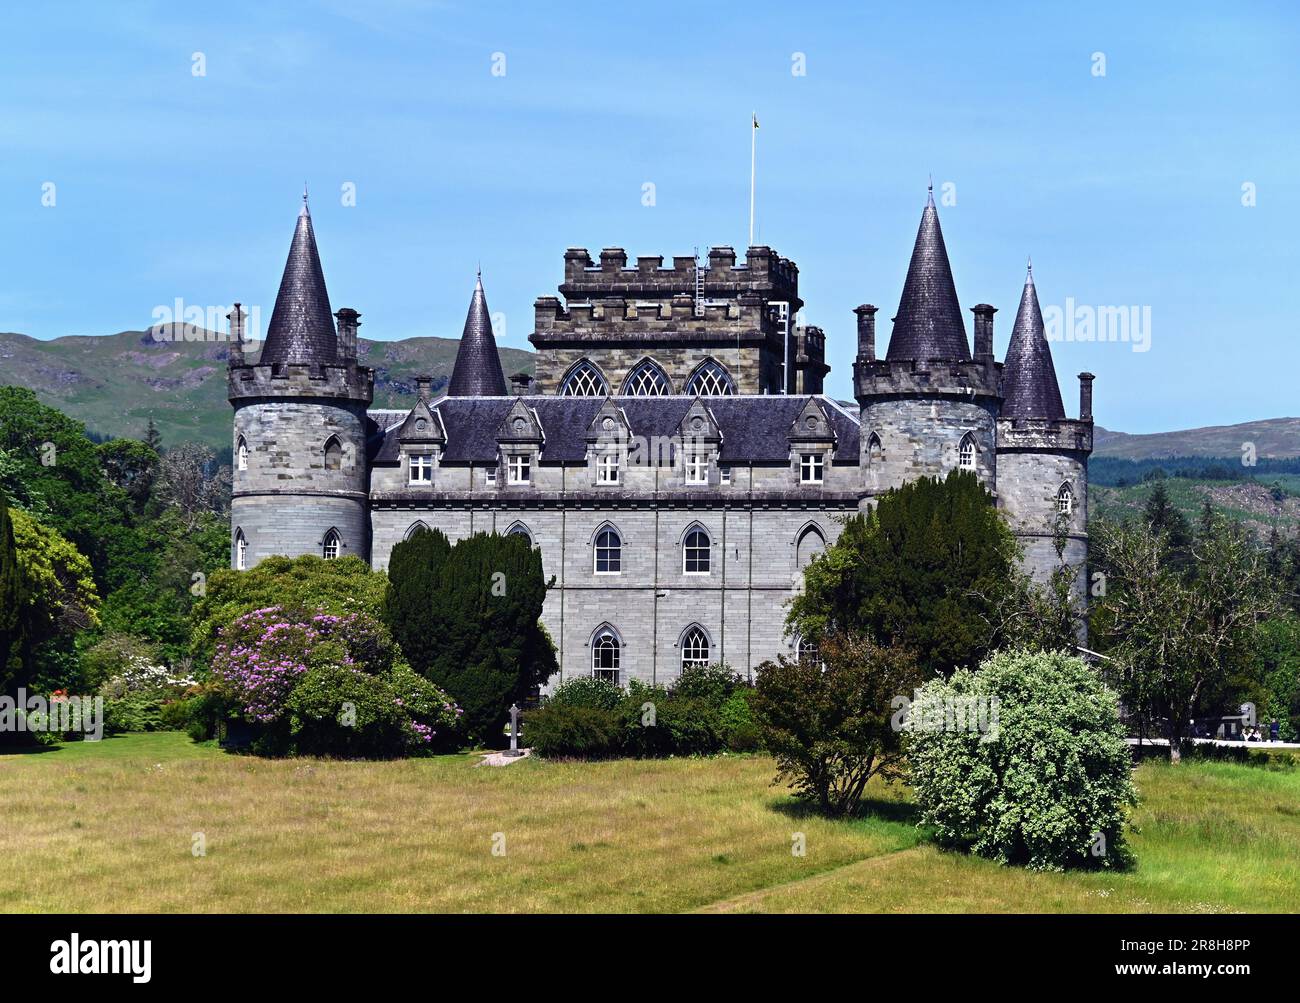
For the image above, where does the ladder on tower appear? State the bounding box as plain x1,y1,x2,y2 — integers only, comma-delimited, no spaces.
693,248,705,318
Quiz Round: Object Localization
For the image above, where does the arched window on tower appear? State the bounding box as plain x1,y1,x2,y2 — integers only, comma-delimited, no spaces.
591,626,621,684
324,436,343,471
680,625,710,669
623,359,671,396
1057,483,1074,515
234,529,248,570
559,360,609,397
237,436,249,471
684,359,735,396
322,529,341,560
958,434,976,472
867,432,882,465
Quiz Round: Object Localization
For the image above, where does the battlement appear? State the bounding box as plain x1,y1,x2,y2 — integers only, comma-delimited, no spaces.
558,245,800,307
853,357,1002,403
996,416,1093,455
227,359,375,404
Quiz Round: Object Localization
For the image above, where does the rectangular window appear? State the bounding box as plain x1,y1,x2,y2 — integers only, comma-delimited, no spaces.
685,451,708,484
800,453,824,484
409,454,433,484
485,467,497,486
508,454,530,485
597,452,620,485
720,466,731,485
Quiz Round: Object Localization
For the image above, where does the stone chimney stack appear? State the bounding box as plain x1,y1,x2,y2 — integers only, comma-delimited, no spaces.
227,303,245,366
414,374,433,400
335,308,360,362
1078,372,1095,421
510,372,534,396
853,304,878,361
971,304,997,360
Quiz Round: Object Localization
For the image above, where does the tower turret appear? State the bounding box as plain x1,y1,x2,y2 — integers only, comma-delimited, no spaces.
854,186,1002,501
227,195,374,569
995,262,1093,620
448,273,508,396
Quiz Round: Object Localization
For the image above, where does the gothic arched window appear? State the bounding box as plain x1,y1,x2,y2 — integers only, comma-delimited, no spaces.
796,524,826,570
867,432,882,465
237,436,249,471
958,434,976,472
683,526,711,574
1057,483,1074,515
559,360,609,397
592,627,621,683
680,625,710,669
594,526,622,574
322,529,341,560
622,359,671,396
684,359,735,396
324,436,343,471
234,529,248,570
506,521,534,546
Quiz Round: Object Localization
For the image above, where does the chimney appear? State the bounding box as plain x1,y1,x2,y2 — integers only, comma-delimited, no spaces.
335,308,360,362
1078,372,1095,421
510,372,534,397
227,303,245,366
414,374,433,400
853,304,877,361
971,304,997,360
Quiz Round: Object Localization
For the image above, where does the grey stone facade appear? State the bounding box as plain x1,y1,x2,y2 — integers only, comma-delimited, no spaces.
229,191,1094,687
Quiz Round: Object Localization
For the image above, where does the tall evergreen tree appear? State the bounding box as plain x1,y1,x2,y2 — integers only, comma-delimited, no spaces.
0,493,26,693
788,471,1018,677
382,528,451,681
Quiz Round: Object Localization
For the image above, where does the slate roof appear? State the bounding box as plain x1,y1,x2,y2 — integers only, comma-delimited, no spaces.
447,276,508,397
1001,265,1066,421
885,188,971,363
259,200,338,366
372,396,860,465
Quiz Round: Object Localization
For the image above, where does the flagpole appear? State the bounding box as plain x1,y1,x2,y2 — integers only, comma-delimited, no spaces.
748,112,757,248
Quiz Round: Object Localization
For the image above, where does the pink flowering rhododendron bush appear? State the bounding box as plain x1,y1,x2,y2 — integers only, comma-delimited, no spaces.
211,604,460,757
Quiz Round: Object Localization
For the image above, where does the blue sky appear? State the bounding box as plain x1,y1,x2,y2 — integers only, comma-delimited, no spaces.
1,0,1296,433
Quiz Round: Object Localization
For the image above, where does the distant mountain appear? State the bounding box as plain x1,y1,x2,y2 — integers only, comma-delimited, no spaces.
1094,419,1300,460
0,328,535,450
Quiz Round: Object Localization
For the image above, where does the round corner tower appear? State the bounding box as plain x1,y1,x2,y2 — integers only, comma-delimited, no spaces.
854,189,1002,504
227,199,374,569
994,264,1093,610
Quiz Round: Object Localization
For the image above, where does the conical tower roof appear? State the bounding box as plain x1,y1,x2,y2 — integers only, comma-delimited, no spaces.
447,274,508,396
259,195,338,366
885,186,970,362
1001,262,1066,421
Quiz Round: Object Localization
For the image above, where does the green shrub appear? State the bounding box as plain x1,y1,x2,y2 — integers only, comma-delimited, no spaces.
103,690,168,733
718,689,761,752
285,664,409,759
524,703,621,759
547,676,623,711
669,663,740,705
388,662,463,751
906,648,1137,871
753,633,921,817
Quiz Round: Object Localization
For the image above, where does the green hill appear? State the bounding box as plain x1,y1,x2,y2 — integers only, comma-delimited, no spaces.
0,327,534,450
1095,419,1300,460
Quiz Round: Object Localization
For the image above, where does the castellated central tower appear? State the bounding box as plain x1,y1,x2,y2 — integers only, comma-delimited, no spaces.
854,188,1003,500
227,198,374,569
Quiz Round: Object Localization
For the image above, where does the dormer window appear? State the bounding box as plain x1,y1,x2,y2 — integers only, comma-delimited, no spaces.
597,452,620,485
508,454,530,484
685,450,708,484
409,454,434,484
799,453,824,484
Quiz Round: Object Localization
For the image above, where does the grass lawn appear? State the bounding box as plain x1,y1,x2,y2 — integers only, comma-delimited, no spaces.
1,732,1297,913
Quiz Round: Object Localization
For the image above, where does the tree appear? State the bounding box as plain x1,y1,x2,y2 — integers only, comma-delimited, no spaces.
751,633,921,817
0,494,26,689
787,471,1019,677
97,438,159,513
154,442,231,529
1093,515,1281,762
1142,481,1191,568
906,649,1137,871
385,531,556,743
2,506,100,695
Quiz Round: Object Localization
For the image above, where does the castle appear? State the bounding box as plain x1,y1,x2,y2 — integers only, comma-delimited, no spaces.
228,188,1093,686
